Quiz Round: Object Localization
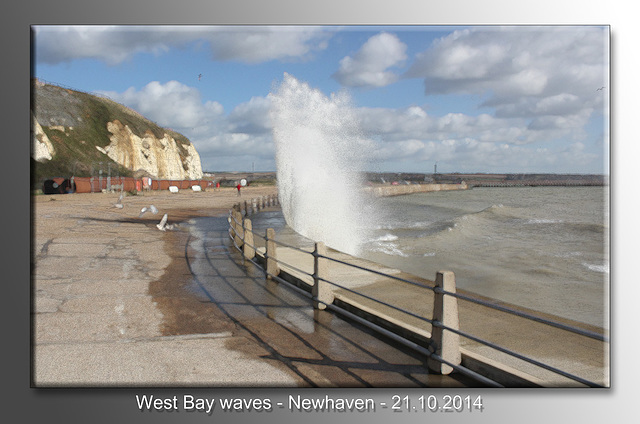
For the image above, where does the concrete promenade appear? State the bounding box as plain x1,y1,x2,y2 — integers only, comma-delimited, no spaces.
32,186,473,387
33,187,300,386
32,185,608,387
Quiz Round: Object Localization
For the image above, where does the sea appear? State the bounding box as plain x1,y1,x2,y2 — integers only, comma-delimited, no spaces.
250,185,609,329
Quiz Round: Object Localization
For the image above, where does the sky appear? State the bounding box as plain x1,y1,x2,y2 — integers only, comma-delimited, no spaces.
32,25,610,174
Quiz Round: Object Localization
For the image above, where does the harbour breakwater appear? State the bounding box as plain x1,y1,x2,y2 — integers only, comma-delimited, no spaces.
365,182,468,197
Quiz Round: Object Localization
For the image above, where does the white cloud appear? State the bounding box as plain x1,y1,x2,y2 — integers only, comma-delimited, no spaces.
206,26,331,63
35,26,607,174
375,25,610,171
333,32,407,87
341,27,607,163
34,26,191,65
368,135,599,174
34,25,332,66
102,80,277,171
357,106,528,145
355,102,602,173
228,96,272,134
103,81,224,130
101,77,604,173
407,26,608,117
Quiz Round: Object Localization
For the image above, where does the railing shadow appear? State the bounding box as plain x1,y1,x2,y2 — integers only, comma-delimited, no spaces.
226,195,609,388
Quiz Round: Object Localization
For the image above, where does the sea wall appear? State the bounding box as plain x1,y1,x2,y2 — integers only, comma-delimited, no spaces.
364,182,468,197
227,196,548,386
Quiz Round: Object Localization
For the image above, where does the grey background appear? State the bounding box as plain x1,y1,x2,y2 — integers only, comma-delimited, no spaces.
9,0,634,422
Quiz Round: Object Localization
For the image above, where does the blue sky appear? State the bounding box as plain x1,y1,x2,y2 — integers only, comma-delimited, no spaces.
33,25,609,174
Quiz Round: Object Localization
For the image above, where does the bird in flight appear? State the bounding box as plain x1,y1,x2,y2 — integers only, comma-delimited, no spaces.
139,204,158,218
596,86,606,91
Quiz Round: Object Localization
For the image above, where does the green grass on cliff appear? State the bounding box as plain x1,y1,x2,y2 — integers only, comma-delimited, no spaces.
32,83,194,187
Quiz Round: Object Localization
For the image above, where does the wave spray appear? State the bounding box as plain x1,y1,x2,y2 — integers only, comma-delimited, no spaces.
269,73,372,256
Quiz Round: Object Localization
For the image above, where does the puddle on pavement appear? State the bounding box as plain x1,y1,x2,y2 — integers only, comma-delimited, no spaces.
149,214,479,388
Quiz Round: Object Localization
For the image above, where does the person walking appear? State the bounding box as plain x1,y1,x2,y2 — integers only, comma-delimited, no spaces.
236,183,242,196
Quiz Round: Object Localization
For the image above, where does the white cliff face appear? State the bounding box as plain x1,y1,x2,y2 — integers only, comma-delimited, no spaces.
32,116,55,162
181,143,203,180
102,120,203,180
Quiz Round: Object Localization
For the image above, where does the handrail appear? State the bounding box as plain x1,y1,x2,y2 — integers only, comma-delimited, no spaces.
265,266,504,388
447,290,609,343
313,266,606,388
226,196,608,388
321,251,607,343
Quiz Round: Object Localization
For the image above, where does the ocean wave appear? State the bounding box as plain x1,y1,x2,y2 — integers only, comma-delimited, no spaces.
526,218,565,224
371,220,435,231
366,231,407,257
371,233,399,242
368,242,409,257
556,251,583,258
583,262,610,274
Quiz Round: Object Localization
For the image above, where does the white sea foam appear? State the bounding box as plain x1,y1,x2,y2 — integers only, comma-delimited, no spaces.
369,242,409,257
373,233,399,242
269,73,372,256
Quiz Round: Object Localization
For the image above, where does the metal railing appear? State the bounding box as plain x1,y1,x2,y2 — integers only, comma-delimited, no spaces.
226,196,609,388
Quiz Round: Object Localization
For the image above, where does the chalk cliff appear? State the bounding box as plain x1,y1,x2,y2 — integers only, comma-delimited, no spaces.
31,113,56,162
32,79,203,181
99,119,202,180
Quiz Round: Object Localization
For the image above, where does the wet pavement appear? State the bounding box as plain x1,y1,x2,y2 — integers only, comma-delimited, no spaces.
182,215,476,387
34,189,317,387
219,208,609,388
32,190,607,387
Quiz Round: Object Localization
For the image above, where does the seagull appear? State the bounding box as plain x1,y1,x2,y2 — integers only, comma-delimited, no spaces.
156,213,177,231
138,204,159,218
114,192,124,208
156,213,168,231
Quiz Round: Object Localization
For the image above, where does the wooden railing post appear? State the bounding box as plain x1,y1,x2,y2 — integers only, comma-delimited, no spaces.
427,270,461,375
312,242,333,310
